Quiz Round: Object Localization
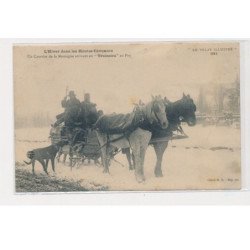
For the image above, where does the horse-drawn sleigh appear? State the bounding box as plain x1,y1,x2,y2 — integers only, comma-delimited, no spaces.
48,94,196,183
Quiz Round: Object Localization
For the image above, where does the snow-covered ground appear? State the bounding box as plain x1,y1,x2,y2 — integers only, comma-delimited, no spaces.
15,124,241,191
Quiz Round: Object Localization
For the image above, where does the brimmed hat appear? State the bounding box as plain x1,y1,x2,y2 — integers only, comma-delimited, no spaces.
69,90,76,96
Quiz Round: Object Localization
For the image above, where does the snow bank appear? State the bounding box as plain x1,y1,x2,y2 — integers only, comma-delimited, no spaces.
15,125,241,191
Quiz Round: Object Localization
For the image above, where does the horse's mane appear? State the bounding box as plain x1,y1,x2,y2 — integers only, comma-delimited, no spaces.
94,97,165,134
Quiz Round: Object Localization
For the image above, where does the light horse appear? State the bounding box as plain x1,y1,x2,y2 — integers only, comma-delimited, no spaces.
151,94,197,177
94,96,168,183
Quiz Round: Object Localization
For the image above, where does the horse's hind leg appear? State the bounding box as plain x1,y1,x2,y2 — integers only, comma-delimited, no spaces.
94,156,101,167
153,141,168,177
123,148,134,170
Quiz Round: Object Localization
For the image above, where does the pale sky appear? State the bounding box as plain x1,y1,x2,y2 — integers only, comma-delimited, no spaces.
14,42,239,118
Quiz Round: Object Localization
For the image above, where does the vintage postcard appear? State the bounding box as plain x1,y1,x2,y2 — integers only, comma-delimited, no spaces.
14,41,241,192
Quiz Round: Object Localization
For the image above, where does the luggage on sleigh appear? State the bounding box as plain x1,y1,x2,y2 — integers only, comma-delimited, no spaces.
50,124,101,166
63,128,101,167
94,110,143,135
71,130,101,162
49,124,69,144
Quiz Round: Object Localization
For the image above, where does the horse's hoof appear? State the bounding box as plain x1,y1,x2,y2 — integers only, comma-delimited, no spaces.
135,174,145,183
155,170,163,177
103,169,110,174
129,166,135,171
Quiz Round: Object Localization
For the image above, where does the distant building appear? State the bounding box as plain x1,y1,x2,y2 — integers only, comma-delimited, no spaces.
197,76,240,115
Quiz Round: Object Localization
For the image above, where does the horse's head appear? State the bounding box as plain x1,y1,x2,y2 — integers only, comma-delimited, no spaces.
179,93,197,126
145,95,168,129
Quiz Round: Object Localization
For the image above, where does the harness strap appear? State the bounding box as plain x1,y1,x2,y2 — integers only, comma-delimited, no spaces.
97,133,127,153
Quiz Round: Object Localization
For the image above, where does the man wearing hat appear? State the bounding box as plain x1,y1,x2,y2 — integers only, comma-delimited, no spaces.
61,90,81,127
80,93,98,128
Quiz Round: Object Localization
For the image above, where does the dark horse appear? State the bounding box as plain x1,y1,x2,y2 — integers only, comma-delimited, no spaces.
152,93,197,177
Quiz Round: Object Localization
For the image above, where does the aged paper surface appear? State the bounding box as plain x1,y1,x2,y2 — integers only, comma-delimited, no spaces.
14,42,241,191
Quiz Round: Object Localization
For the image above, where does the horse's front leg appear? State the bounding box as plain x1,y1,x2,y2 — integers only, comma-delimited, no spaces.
132,149,144,182
96,131,110,174
138,132,151,181
153,141,168,177
123,148,134,170
130,138,144,182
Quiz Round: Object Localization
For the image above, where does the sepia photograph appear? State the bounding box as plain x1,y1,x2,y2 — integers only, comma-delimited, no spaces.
2,2,250,250
14,42,241,192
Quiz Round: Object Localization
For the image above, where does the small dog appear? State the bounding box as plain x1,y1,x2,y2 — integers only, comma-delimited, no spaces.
24,142,65,175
